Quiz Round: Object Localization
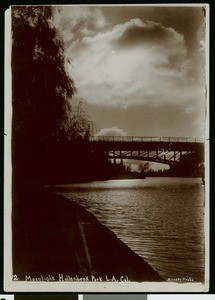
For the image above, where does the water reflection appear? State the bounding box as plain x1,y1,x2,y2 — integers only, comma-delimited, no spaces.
57,177,205,282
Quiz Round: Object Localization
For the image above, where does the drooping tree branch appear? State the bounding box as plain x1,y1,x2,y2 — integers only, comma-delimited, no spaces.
12,6,77,183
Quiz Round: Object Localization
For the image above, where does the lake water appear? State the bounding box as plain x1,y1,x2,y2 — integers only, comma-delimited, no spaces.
56,177,205,282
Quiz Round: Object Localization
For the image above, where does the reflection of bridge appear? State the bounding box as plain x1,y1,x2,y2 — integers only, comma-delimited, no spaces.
89,136,204,166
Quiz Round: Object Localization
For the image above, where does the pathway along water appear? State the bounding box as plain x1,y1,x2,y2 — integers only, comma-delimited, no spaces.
56,177,205,282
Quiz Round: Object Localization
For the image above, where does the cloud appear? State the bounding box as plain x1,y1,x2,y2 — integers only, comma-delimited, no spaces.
54,6,106,46
114,19,184,51
96,126,127,137
55,8,206,137
64,17,205,110
87,101,205,138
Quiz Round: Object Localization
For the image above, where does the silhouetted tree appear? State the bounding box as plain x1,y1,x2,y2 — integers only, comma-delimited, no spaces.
65,101,93,141
12,6,76,185
138,162,150,173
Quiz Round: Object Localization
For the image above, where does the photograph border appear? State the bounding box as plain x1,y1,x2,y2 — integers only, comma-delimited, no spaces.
3,2,210,293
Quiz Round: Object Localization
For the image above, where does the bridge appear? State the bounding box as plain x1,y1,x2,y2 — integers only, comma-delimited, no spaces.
88,136,204,166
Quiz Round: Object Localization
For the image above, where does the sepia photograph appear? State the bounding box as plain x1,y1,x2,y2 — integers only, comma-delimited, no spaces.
4,4,209,292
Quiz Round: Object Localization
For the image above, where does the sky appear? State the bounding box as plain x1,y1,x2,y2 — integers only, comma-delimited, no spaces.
54,5,207,138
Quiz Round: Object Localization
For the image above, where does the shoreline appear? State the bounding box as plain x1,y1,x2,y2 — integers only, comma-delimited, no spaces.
13,188,164,282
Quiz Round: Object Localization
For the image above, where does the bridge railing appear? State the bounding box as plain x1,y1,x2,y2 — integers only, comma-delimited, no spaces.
89,136,204,143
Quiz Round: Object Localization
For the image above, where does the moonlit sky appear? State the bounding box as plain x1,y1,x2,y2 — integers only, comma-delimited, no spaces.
54,5,207,138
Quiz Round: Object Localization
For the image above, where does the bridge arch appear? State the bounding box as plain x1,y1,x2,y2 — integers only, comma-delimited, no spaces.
106,150,198,166
89,136,204,166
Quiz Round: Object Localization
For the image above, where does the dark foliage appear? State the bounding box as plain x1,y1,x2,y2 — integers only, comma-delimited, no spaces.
12,6,76,185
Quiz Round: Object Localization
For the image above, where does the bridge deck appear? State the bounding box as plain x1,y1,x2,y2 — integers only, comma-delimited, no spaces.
88,136,204,152
89,136,204,143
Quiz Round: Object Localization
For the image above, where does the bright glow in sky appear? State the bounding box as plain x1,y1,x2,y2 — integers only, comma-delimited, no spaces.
55,5,207,138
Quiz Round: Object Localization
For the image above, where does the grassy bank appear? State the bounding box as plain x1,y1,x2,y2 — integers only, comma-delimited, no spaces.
13,188,164,282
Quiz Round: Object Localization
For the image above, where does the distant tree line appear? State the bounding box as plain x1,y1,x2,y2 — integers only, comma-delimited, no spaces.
138,152,203,178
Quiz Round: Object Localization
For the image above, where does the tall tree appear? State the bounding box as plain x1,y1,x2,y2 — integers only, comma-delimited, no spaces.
12,6,76,184
66,101,93,141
